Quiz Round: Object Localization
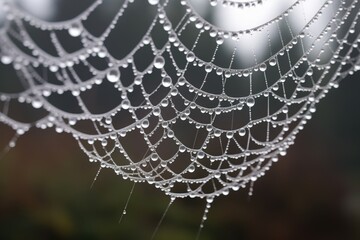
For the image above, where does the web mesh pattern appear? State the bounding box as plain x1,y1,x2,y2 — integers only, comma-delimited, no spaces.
0,0,359,200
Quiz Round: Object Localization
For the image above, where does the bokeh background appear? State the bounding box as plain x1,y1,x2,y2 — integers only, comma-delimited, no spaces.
0,72,359,240
0,0,360,239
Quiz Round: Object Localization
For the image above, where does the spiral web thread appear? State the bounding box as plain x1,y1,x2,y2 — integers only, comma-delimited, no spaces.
0,0,359,204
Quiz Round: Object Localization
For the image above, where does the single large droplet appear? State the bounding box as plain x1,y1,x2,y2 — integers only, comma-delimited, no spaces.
186,52,195,62
269,58,277,66
121,99,130,109
107,68,120,82
154,56,165,69
210,0,218,6
259,63,267,72
162,76,172,87
68,23,82,37
141,119,149,128
1,55,12,65
148,0,159,5
32,100,43,109
246,97,255,107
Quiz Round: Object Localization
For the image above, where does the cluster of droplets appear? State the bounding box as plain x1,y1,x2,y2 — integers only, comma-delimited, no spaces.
0,0,359,203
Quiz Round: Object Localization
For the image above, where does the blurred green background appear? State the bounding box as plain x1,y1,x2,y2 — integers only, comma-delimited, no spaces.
0,72,359,240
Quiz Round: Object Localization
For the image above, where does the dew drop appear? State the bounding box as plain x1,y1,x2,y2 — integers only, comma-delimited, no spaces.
205,64,212,73
186,52,195,62
210,0,218,6
269,58,277,66
246,97,255,108
216,36,224,45
32,100,43,109
121,99,130,109
141,119,149,128
1,55,12,65
154,56,165,69
68,23,82,37
259,63,267,72
162,76,172,87
148,0,159,5
107,68,120,82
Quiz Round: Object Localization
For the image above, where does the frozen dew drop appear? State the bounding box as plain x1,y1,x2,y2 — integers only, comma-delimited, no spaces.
154,56,165,69
107,68,120,82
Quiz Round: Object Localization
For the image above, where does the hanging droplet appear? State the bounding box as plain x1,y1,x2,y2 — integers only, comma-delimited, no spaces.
210,0,218,6
162,76,172,87
121,99,130,109
226,132,234,139
259,63,267,72
151,153,159,161
1,55,12,65
205,64,212,73
178,76,186,86
141,119,150,128
148,0,159,5
186,52,195,62
107,68,120,82
68,23,82,37
216,36,224,45
154,56,165,69
246,97,255,108
32,100,43,109
269,58,277,66
239,128,246,136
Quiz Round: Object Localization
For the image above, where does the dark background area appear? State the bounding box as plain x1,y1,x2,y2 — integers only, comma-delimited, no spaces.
0,72,359,240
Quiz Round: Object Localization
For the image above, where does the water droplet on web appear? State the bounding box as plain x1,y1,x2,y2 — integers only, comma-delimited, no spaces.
210,0,218,6
246,97,255,108
107,68,120,82
68,23,82,37
141,119,149,128
121,100,130,109
269,58,277,66
216,36,224,45
148,0,159,5
154,56,165,69
1,56,12,65
259,63,267,72
162,76,172,87
205,64,212,73
186,52,195,62
32,100,43,109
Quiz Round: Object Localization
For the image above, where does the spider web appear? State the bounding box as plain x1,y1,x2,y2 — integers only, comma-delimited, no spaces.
0,0,359,205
